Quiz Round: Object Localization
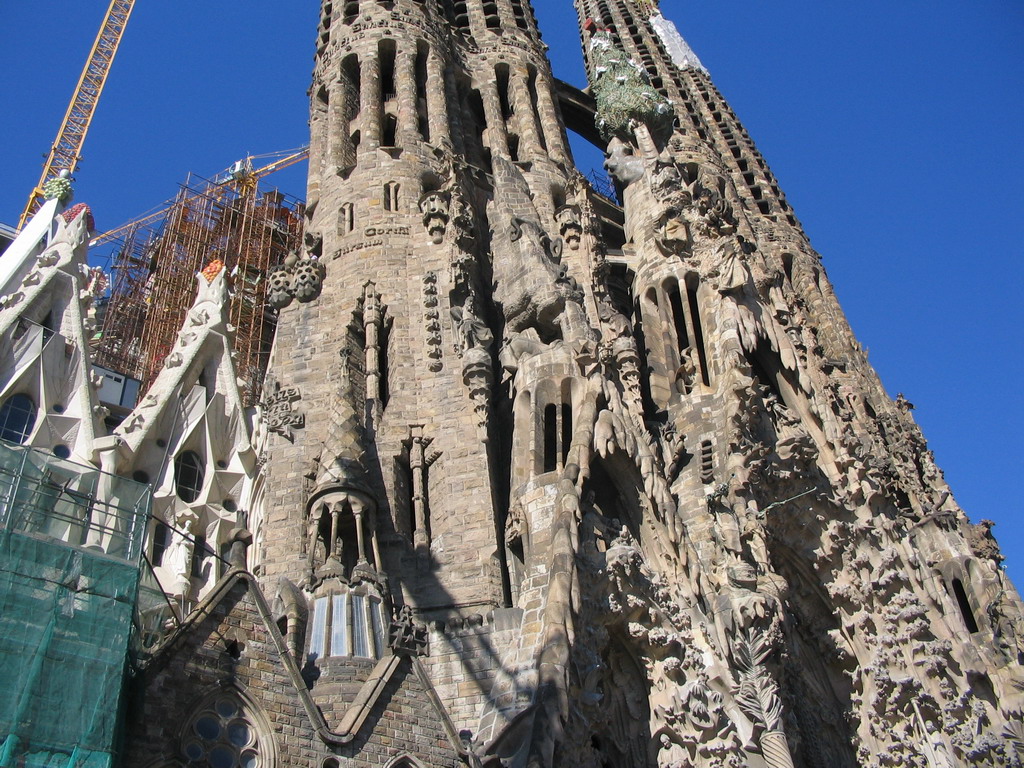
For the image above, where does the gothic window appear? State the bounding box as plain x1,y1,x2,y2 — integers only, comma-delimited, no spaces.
307,588,387,661
181,692,267,768
342,0,358,23
174,450,205,503
0,393,37,444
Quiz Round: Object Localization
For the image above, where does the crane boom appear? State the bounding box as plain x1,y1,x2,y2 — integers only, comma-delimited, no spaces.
18,0,136,230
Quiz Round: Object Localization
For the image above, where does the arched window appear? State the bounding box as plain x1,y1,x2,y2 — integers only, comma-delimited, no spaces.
0,393,37,444
174,451,205,503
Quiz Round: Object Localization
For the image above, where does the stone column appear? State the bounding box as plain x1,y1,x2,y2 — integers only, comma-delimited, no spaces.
363,283,382,403
396,48,418,147
408,426,430,550
426,54,450,149
328,75,352,172
533,73,569,165
509,67,544,160
360,54,381,150
480,81,510,159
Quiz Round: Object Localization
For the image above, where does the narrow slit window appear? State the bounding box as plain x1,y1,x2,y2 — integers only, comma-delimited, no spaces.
667,283,690,355
686,278,711,386
310,596,328,659
560,403,572,466
152,521,172,566
331,592,350,655
384,181,400,212
415,44,430,141
543,403,558,473
351,593,369,657
952,578,980,633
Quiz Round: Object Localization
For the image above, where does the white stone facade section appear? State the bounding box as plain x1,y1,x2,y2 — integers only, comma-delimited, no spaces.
649,11,707,73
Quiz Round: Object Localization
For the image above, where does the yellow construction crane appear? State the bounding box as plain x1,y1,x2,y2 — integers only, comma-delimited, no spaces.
89,147,310,248
18,0,136,230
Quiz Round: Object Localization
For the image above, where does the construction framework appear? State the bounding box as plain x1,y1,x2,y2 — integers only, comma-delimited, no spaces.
93,174,304,407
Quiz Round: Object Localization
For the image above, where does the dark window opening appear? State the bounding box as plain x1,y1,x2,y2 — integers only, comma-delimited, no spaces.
0,393,37,444
415,43,430,142
686,278,711,386
496,65,513,120
782,252,794,286
667,284,690,355
174,450,205,503
379,40,396,102
152,522,172,566
507,133,520,162
952,578,980,633
561,403,573,466
382,113,398,148
543,404,558,473
483,0,500,29
191,534,208,578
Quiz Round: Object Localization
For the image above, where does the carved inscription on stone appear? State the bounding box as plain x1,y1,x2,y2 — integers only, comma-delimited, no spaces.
262,381,304,440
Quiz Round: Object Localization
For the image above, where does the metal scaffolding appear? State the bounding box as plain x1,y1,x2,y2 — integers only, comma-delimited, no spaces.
93,173,304,407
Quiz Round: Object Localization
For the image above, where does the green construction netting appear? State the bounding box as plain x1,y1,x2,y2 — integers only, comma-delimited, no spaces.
0,442,150,768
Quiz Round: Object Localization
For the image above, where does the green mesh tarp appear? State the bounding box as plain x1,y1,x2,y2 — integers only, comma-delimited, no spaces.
0,442,150,768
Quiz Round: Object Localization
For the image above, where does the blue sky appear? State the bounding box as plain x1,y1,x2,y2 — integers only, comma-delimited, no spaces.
2,1,1022,585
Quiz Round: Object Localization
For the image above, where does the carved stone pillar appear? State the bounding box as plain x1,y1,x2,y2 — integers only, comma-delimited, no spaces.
509,67,543,160
328,74,351,171
533,72,568,164
396,49,418,147
426,54,450,149
352,502,368,565
480,82,510,159
363,282,382,404
360,55,381,150
407,425,430,550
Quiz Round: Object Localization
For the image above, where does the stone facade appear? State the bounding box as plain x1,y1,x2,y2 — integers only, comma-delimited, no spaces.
1,1,1022,767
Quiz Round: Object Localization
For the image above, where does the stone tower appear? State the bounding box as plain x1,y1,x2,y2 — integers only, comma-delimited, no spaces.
245,0,1024,763
10,0,1008,766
